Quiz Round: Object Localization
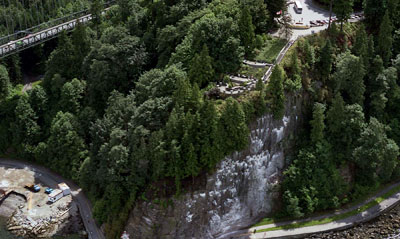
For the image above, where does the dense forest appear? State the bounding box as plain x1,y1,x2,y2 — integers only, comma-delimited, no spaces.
281,0,400,217
0,0,400,238
0,0,286,237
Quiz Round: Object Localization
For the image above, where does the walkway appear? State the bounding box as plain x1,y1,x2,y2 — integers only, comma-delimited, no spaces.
238,181,400,238
0,2,115,58
0,158,105,239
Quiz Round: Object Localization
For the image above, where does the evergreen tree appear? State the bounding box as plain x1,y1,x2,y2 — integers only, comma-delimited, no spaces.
310,103,326,144
90,0,102,32
354,117,399,184
71,22,91,76
255,78,264,91
0,64,10,100
303,40,315,69
44,32,76,83
173,77,192,109
333,52,366,105
60,78,87,114
333,0,353,31
369,73,389,120
198,100,222,169
219,97,249,153
388,0,400,28
267,65,286,119
364,0,387,31
188,45,214,87
318,40,333,82
377,11,394,66
352,25,369,68
12,96,41,148
239,5,256,56
46,111,87,180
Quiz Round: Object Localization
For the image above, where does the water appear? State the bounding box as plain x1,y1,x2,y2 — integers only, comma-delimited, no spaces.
0,216,83,239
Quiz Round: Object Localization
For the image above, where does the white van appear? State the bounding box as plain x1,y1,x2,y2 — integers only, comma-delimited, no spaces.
295,1,303,13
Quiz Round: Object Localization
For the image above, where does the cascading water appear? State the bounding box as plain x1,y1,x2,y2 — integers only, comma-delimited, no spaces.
126,96,303,239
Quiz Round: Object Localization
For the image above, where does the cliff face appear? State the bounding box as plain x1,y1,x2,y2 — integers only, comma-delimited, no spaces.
125,94,305,239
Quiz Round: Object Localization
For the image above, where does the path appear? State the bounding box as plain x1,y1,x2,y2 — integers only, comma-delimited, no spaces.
0,158,104,239
0,2,114,58
233,182,400,238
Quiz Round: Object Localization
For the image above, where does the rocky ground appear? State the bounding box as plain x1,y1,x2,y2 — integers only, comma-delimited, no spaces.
306,203,400,239
0,166,85,238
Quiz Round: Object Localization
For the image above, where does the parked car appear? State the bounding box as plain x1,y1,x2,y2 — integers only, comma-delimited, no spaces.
45,188,53,194
25,184,40,192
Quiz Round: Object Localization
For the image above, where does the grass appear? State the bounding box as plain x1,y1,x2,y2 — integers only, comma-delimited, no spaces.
237,64,267,81
252,36,287,64
255,183,400,233
254,181,397,228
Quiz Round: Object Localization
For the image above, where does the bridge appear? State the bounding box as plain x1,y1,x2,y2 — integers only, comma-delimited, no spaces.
0,1,115,59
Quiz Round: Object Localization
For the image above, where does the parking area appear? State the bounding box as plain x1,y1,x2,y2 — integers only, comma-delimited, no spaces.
285,0,363,39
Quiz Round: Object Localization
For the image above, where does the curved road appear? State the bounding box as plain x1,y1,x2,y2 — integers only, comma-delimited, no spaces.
0,158,104,239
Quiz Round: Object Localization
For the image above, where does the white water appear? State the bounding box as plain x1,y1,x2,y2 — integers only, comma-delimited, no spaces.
126,100,302,239
179,109,299,238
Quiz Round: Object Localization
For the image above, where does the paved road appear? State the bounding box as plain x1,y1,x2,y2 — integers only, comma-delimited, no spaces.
0,158,105,239
234,181,400,238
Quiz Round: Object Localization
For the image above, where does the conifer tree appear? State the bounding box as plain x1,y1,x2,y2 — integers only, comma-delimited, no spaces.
352,25,369,68
0,64,10,100
364,0,387,31
377,11,394,66
318,40,333,82
239,5,256,56
267,65,286,119
310,103,326,144
333,0,353,31
188,45,214,87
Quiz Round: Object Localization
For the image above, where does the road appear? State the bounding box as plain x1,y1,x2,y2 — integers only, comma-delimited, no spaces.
0,158,105,239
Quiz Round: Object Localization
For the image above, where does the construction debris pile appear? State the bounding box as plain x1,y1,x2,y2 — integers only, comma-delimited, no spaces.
7,197,73,238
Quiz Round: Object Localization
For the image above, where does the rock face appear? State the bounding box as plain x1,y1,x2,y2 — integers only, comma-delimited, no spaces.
125,94,305,239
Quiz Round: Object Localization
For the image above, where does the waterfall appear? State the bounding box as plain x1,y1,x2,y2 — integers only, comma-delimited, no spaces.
126,96,303,239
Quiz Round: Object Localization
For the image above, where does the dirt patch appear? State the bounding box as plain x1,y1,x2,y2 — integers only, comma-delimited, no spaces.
0,166,85,238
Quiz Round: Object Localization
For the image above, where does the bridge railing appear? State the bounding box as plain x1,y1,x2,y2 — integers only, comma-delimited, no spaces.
0,13,94,58
0,1,115,46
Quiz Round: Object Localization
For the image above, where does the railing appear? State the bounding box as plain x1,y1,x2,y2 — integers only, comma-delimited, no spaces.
0,1,116,58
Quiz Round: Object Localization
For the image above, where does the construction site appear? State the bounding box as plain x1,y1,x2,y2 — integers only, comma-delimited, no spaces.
0,166,85,238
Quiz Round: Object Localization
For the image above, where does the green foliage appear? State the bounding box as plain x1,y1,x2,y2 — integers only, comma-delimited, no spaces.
310,103,326,144
333,0,353,31
219,97,249,153
0,64,10,100
364,0,387,31
267,65,286,120
354,117,399,184
188,45,215,87
318,40,333,82
377,11,394,66
239,5,255,56
333,52,366,105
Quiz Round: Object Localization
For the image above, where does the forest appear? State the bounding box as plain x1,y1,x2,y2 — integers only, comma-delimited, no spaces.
0,0,285,237
281,0,400,217
0,0,399,238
